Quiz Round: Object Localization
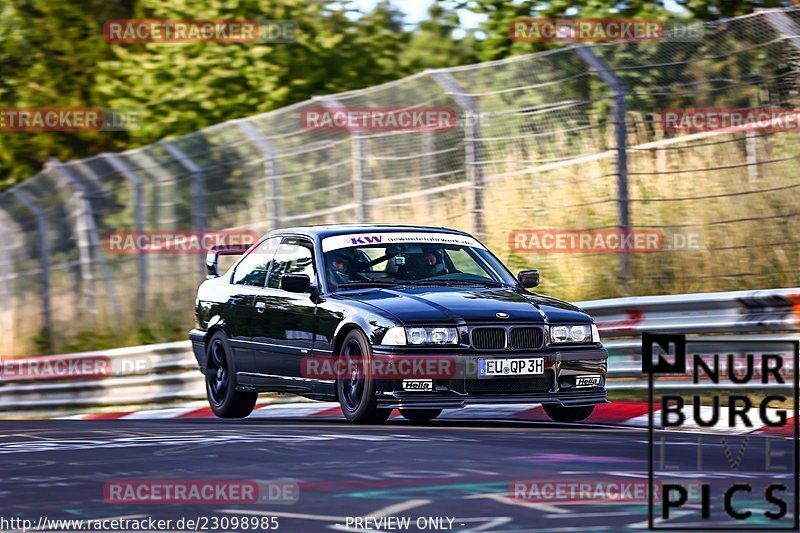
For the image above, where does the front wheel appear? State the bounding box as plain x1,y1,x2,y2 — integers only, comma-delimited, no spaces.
205,331,257,418
400,409,442,423
336,329,391,424
542,404,595,423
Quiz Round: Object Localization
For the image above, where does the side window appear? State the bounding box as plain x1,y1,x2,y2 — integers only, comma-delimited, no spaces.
232,238,279,286
266,240,315,289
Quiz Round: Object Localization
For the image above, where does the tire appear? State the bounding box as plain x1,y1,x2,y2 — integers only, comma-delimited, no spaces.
542,404,595,423
205,331,258,418
399,409,442,423
336,329,391,424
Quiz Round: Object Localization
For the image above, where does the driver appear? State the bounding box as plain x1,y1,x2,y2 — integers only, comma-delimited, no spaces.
328,252,352,285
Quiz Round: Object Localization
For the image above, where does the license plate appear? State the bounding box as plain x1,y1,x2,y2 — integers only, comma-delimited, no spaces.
478,357,544,377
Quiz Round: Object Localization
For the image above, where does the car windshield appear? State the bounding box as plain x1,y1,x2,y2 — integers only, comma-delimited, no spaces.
322,233,517,290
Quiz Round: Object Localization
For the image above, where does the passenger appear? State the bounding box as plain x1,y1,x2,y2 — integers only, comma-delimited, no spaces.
404,249,444,278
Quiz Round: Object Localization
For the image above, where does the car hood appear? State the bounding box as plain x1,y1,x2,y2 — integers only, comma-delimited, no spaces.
338,286,591,325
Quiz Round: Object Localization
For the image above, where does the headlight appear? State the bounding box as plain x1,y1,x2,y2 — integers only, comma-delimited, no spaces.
380,326,459,346
381,327,407,346
550,324,596,343
408,327,459,345
591,324,600,343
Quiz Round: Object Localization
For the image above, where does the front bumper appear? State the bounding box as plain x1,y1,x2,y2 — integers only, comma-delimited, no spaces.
377,389,608,409
371,346,608,409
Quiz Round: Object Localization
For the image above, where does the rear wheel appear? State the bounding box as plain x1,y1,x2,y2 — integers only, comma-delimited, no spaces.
399,409,442,423
336,329,391,424
543,404,594,423
205,331,257,418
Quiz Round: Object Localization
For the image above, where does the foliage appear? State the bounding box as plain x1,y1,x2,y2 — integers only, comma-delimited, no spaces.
2,0,789,189
400,3,480,71
96,0,412,144
447,0,795,60
0,0,476,189
0,0,128,188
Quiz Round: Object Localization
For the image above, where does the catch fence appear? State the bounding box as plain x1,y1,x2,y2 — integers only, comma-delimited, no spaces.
1,9,799,354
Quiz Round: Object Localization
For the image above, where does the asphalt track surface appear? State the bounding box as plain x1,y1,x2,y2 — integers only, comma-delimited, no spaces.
0,417,792,532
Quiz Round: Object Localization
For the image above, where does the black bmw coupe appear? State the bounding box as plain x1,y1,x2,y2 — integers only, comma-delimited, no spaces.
190,225,608,423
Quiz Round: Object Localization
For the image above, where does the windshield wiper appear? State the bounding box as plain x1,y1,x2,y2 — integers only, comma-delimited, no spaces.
406,279,508,287
336,281,401,289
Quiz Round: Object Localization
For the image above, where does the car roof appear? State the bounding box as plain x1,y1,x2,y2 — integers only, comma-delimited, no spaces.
268,224,472,241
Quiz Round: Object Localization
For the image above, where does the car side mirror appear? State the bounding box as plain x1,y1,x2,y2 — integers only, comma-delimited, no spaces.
281,273,311,293
517,269,539,288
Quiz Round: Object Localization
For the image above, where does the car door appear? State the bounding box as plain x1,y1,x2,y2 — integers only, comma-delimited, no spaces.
252,236,318,379
227,237,279,375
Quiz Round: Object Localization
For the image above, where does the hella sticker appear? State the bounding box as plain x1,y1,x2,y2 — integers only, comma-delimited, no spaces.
575,375,601,388
402,379,433,391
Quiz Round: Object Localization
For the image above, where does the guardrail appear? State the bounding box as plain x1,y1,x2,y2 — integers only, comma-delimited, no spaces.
581,288,800,390
578,287,800,336
2,287,798,412
0,342,200,411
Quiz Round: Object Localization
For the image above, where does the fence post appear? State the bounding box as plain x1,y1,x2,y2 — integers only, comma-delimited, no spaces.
128,149,180,230
575,46,632,292
0,209,16,354
51,165,93,321
421,130,437,214
761,10,800,184
430,70,485,238
235,120,282,229
745,131,759,183
160,140,206,277
318,97,368,223
9,188,52,351
763,9,800,52
47,161,122,324
102,154,148,316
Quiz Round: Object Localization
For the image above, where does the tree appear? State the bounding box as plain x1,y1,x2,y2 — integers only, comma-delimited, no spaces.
0,0,131,188
672,0,790,20
0,0,424,187
399,3,479,72
448,0,795,61
96,0,413,144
